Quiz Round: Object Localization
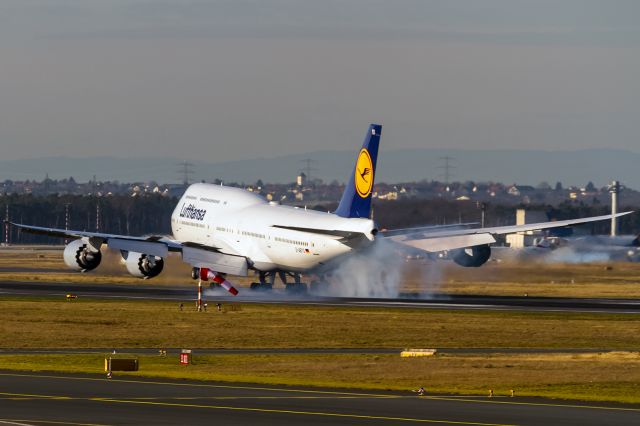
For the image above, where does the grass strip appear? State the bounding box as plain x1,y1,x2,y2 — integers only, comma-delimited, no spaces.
1,298,639,350
1,353,639,405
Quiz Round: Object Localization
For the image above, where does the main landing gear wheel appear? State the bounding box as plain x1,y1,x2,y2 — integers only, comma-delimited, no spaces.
249,271,308,293
250,271,275,291
285,283,308,294
250,282,273,291
309,273,331,294
284,272,307,294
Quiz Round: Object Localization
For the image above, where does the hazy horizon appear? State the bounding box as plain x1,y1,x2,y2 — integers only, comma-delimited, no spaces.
2,147,640,189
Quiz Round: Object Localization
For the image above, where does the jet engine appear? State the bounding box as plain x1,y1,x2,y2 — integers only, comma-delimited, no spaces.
121,251,164,279
451,244,491,267
63,239,102,272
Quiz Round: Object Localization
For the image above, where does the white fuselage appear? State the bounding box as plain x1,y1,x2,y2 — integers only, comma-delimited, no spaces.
170,183,376,273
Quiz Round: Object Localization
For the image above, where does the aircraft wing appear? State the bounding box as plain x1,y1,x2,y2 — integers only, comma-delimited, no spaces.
386,212,634,253
380,223,478,237
6,221,183,252
5,221,249,276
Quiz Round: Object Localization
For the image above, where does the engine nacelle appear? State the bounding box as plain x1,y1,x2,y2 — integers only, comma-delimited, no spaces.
63,239,102,272
121,251,164,279
452,244,491,268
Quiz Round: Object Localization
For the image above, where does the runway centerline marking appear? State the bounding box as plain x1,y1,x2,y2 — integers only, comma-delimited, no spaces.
90,397,514,425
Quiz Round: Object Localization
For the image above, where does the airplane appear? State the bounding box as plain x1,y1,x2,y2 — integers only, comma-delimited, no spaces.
6,124,633,294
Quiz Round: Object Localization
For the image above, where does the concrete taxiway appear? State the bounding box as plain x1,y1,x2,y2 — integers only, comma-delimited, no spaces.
1,281,640,314
1,371,639,425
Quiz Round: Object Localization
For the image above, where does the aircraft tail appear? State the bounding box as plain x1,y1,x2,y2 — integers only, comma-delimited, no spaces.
335,124,381,218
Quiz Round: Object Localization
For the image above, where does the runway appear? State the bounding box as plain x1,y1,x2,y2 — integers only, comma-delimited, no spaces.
1,371,639,425
1,281,640,314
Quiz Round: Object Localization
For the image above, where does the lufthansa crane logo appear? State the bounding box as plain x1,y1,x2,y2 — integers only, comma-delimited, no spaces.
355,148,374,198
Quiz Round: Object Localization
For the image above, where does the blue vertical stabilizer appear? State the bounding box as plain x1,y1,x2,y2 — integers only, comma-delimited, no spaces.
335,124,382,218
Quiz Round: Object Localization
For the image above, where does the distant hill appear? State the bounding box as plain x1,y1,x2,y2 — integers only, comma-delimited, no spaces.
1,148,638,189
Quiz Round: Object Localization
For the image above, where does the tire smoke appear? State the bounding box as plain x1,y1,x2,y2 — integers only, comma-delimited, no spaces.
322,239,404,298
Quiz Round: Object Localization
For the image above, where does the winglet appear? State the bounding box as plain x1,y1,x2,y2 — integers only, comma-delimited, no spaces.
335,124,381,218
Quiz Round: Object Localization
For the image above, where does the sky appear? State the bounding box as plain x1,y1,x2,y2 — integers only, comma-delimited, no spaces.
1,0,639,163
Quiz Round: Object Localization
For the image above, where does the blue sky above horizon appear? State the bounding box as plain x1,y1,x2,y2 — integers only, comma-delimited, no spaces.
1,0,639,161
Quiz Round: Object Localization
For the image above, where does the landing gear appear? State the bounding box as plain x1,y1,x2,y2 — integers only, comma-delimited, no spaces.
249,271,307,293
309,273,330,294
285,283,307,294
284,272,307,294
250,272,274,291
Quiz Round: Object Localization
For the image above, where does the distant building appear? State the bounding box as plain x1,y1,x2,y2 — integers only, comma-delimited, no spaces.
505,209,549,248
376,191,398,200
507,185,520,196
296,173,307,187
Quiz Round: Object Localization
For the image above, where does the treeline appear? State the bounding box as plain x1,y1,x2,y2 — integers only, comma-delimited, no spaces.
370,198,639,235
1,195,638,245
1,194,176,244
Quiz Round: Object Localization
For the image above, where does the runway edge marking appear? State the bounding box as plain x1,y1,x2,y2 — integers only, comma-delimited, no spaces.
0,420,106,426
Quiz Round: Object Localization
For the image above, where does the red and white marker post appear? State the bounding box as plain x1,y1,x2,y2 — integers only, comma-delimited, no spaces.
199,268,239,296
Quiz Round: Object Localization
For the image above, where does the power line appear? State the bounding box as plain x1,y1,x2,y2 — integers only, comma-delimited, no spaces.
437,156,455,184
299,158,318,182
178,161,195,186
64,203,71,245
96,202,101,232
4,204,9,246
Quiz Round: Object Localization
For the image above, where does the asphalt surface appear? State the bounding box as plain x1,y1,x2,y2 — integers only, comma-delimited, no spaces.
1,281,640,314
1,371,639,426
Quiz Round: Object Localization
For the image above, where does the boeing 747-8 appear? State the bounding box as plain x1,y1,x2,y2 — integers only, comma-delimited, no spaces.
8,124,631,294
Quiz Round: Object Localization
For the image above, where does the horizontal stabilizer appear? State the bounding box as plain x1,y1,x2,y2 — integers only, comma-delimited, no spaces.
272,225,370,248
